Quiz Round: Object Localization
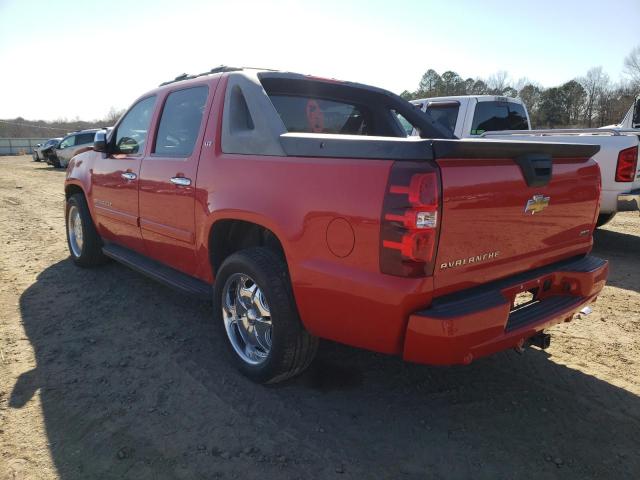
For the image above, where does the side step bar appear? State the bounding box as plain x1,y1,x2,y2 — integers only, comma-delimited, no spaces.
102,243,212,300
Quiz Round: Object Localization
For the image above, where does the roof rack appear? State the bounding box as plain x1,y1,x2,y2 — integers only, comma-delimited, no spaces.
159,65,244,86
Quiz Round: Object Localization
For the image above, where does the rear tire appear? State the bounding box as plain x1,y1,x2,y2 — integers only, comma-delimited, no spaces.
213,247,318,384
65,193,107,267
596,213,616,228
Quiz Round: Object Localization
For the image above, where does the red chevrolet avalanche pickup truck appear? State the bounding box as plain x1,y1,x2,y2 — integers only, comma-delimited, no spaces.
64,67,608,383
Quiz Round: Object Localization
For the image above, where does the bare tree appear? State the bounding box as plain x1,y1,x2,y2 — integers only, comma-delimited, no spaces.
579,67,609,127
623,45,640,87
513,77,533,92
102,107,125,126
486,70,509,94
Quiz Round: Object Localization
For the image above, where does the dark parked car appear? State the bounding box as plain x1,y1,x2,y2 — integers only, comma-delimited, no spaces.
33,138,61,162
49,130,100,168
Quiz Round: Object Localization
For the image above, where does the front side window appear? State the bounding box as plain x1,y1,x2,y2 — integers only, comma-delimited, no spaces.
114,96,156,155
425,103,460,136
269,95,371,135
471,101,528,135
59,135,76,149
154,86,208,157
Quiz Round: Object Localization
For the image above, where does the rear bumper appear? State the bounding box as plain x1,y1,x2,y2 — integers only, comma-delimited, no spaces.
403,255,608,365
617,188,640,212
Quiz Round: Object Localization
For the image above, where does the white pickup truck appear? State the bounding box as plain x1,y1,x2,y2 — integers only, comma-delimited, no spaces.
411,95,640,226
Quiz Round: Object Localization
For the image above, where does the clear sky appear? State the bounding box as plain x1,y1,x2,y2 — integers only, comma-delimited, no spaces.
0,0,638,121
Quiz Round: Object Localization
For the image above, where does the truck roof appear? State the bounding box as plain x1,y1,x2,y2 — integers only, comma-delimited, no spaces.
412,95,524,104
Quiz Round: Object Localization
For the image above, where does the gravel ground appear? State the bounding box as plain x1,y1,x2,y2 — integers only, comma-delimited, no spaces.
1,155,639,479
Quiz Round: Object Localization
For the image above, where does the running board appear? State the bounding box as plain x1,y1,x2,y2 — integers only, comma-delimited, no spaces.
102,243,212,300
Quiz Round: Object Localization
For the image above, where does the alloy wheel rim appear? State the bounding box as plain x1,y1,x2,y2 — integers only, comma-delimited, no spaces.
67,205,83,257
221,273,272,365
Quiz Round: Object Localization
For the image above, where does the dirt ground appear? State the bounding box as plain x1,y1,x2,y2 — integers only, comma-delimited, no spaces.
0,155,639,480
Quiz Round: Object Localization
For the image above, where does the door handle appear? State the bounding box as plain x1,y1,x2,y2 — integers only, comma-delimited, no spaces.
170,177,192,186
121,172,137,181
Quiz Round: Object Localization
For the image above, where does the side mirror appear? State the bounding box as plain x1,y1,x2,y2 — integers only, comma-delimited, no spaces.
93,130,108,152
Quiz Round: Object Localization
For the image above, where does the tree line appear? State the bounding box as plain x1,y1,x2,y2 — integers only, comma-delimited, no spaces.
401,47,640,129
0,107,125,139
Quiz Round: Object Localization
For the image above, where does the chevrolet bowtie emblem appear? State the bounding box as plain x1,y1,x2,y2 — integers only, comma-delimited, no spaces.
524,194,550,214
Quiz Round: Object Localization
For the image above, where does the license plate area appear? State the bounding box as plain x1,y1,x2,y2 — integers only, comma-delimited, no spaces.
510,287,540,312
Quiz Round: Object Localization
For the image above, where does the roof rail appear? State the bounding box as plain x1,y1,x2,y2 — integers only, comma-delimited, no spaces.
158,65,244,86
482,128,623,137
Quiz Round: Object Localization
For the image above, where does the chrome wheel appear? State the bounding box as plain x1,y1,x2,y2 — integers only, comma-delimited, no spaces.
221,273,272,365
67,205,84,257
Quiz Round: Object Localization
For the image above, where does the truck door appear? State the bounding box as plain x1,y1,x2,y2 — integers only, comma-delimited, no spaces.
56,133,77,166
138,82,215,276
91,95,157,253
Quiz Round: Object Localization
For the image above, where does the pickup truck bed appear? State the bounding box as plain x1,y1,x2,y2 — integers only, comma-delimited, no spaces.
64,69,608,382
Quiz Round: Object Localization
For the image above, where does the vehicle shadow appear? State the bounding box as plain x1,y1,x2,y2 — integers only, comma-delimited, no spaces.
13,258,640,479
593,228,640,292
32,164,65,172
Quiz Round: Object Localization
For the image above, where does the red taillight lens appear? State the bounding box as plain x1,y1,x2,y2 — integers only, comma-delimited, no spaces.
615,146,638,182
409,173,438,205
380,162,441,277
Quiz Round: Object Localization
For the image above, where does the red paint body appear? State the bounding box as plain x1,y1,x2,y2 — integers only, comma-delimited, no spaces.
65,73,608,364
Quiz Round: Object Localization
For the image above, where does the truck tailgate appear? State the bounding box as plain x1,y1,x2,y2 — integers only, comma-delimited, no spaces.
431,139,600,297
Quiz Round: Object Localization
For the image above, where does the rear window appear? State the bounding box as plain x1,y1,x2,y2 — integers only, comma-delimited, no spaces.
269,95,371,135
75,132,95,145
425,103,460,136
471,101,529,135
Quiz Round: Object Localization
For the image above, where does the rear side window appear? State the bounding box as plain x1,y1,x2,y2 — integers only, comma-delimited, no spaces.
75,133,95,145
394,111,414,136
154,86,208,156
425,103,460,136
471,102,529,135
269,95,371,135
114,96,156,155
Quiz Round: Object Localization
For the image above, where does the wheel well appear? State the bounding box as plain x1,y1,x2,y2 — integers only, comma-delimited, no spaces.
209,220,286,274
65,184,84,199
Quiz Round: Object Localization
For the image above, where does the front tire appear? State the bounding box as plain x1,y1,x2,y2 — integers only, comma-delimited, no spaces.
213,248,318,384
596,213,616,228
65,193,107,267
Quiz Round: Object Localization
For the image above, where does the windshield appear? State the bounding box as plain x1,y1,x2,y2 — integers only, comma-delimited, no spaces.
471,101,529,135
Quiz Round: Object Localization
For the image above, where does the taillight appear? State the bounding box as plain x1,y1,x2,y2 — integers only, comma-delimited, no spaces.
615,146,638,182
380,162,441,277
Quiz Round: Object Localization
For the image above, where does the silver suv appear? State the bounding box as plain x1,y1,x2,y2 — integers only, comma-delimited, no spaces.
52,129,100,168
